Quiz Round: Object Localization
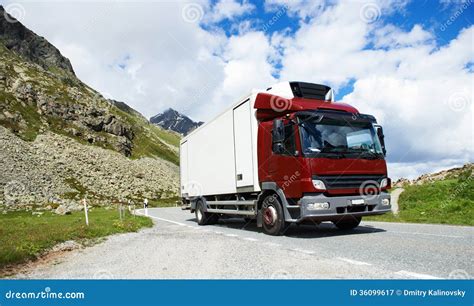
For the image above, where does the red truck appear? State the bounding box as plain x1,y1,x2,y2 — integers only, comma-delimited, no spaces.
180,81,391,235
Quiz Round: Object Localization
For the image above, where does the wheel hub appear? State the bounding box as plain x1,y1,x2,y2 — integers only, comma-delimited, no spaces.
196,208,203,221
263,206,277,225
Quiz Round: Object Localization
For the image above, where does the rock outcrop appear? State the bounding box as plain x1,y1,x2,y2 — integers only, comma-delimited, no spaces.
0,6,75,75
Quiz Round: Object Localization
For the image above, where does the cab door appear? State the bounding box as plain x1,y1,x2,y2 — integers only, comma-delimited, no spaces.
269,119,302,198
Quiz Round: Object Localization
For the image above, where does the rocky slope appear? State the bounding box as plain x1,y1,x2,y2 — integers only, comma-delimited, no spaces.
0,6,180,209
393,163,473,187
150,108,202,135
0,126,178,210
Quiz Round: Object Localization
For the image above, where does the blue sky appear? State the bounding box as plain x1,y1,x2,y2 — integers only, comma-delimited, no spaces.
207,0,473,99
2,0,473,179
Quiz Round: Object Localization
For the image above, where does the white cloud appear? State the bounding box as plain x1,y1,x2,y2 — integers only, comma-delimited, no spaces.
5,0,472,179
206,0,256,23
10,0,228,122
372,24,434,48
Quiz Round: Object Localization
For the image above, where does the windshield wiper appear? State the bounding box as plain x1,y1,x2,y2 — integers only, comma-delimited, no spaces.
352,150,381,160
320,147,346,158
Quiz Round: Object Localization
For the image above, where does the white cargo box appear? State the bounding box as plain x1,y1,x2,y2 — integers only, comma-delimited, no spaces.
180,94,260,197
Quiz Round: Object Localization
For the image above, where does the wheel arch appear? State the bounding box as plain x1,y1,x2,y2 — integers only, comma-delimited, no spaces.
258,182,295,223
190,196,207,213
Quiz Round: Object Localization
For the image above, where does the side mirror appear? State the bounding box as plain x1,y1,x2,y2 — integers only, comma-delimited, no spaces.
272,119,285,153
272,119,285,143
374,124,387,155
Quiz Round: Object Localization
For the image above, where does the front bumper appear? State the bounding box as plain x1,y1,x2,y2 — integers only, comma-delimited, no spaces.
286,192,391,222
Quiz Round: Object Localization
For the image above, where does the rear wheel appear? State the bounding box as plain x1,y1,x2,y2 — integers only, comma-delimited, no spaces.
261,195,288,235
195,200,218,225
333,216,361,230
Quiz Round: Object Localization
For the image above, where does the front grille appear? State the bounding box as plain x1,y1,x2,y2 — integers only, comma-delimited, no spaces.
315,174,385,190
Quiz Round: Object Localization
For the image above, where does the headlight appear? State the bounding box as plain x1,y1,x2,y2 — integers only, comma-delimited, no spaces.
382,198,390,206
380,178,388,188
312,179,326,190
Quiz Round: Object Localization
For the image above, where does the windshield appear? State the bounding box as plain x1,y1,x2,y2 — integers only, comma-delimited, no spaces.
299,116,383,158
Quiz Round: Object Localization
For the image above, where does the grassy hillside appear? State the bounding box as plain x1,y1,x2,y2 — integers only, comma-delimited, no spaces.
366,167,473,225
0,42,180,164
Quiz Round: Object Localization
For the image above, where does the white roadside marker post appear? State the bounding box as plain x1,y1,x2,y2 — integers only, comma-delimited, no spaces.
144,198,148,216
83,198,89,226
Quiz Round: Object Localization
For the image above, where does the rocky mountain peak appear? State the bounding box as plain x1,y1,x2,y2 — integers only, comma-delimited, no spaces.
150,108,203,135
0,5,75,75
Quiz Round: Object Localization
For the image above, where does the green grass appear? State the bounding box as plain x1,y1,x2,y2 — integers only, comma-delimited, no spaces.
365,169,473,226
0,208,153,271
150,125,181,147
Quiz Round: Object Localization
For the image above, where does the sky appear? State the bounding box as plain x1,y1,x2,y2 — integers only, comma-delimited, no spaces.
1,0,473,179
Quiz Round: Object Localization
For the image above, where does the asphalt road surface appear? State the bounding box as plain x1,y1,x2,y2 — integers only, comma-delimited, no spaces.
23,208,473,279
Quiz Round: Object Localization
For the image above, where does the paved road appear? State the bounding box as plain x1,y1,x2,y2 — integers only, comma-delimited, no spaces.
24,208,473,279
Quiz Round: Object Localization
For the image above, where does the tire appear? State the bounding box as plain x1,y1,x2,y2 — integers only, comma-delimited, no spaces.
333,216,361,230
261,194,288,235
195,200,218,225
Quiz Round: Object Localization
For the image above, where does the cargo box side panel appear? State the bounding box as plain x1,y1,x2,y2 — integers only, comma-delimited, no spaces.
187,110,236,196
179,141,188,197
233,100,254,188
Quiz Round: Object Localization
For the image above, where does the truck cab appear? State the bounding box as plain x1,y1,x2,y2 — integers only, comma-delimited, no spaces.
180,81,391,235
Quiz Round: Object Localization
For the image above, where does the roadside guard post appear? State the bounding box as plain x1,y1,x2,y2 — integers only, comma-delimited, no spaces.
83,197,89,226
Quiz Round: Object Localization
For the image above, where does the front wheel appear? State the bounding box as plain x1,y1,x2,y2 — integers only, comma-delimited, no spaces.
333,216,361,230
261,195,288,235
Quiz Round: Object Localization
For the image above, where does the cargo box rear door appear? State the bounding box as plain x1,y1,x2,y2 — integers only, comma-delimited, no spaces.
233,100,254,188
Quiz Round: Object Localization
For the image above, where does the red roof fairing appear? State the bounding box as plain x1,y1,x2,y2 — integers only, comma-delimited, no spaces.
253,93,359,121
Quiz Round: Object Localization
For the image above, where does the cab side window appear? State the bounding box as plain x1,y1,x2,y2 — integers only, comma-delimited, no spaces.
273,123,296,155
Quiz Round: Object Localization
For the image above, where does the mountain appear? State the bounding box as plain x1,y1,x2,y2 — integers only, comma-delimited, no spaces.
0,6,180,209
0,7,75,75
150,108,203,135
